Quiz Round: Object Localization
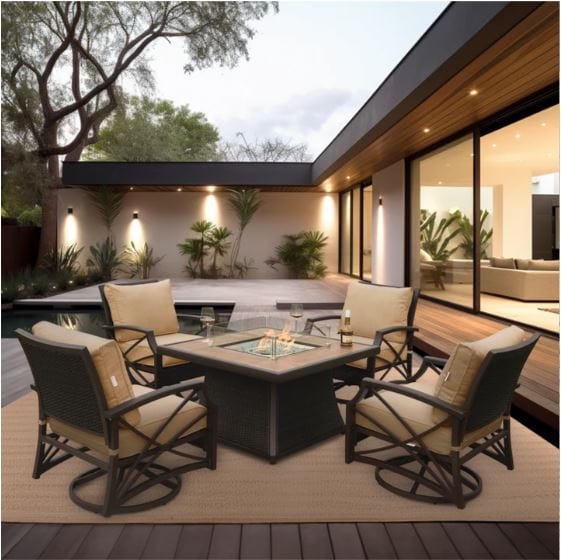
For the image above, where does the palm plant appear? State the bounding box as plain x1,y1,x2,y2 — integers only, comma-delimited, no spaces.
266,230,329,279
84,188,126,235
40,244,83,275
455,209,493,259
178,220,214,277
207,226,232,278
227,188,263,278
122,241,164,279
86,237,123,281
420,209,462,261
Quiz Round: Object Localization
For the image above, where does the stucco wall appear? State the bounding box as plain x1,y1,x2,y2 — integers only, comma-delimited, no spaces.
57,190,339,279
371,160,406,286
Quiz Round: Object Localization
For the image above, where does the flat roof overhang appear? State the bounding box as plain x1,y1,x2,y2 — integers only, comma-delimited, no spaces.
62,2,559,193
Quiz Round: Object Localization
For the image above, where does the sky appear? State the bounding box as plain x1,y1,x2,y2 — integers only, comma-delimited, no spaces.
147,1,447,160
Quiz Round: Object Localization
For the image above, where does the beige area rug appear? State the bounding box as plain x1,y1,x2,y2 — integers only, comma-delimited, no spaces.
2,390,559,524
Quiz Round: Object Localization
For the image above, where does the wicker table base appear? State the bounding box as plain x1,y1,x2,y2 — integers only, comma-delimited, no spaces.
198,366,344,463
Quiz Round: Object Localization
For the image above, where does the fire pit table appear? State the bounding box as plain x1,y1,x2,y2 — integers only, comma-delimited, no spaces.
157,317,377,463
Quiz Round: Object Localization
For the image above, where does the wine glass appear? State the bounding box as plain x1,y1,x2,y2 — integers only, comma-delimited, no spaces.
201,306,216,340
289,303,303,332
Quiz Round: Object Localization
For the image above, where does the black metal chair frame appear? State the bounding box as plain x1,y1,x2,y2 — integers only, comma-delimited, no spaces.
345,334,539,509
17,329,217,517
304,284,420,395
99,282,204,388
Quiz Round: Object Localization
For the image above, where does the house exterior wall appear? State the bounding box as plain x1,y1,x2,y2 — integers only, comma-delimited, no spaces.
371,160,406,286
57,190,339,279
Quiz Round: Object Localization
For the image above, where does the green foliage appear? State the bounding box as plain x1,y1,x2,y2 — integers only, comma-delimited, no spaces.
17,205,42,226
40,244,83,275
455,209,493,259
123,241,164,279
85,96,221,162
178,220,232,278
227,188,263,277
86,237,123,281
266,230,329,279
84,188,125,234
420,209,462,261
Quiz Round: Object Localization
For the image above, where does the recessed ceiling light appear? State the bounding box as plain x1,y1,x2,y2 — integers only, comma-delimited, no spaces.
129,187,134,191
515,133,521,139
492,144,497,148
423,128,430,133
541,122,547,127
177,187,182,192
469,89,479,96
470,153,474,157
438,181,443,185
346,176,351,180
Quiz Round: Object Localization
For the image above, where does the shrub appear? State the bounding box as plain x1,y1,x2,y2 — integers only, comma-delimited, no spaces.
87,237,123,281
40,244,83,275
266,230,329,279
123,241,164,279
17,205,42,227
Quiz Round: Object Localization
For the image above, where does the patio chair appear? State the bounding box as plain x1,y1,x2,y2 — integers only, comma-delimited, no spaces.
305,282,419,396
99,279,202,388
17,322,217,517
345,325,539,509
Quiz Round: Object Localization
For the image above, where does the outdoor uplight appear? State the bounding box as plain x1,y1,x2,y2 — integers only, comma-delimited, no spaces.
133,211,139,219
67,207,73,215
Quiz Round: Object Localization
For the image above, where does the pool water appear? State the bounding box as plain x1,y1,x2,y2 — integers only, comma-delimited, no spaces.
1,306,233,338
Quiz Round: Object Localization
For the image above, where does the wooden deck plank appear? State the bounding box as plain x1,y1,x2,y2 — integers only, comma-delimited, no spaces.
39,524,91,559
441,522,492,559
240,524,270,560
108,525,153,559
1,524,33,559
498,523,556,559
141,525,182,559
207,525,242,560
73,525,124,560
357,523,397,560
328,524,365,559
384,523,429,559
4,524,61,560
470,523,523,559
271,524,302,560
175,525,213,560
414,523,459,559
300,524,333,560
524,523,560,557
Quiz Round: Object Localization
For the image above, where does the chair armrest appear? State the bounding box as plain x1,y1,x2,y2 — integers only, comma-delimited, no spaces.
373,325,418,346
408,355,447,382
104,377,206,419
303,314,341,334
103,324,157,354
359,377,465,419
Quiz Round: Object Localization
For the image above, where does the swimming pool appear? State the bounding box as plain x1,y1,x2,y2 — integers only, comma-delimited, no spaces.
1,305,234,338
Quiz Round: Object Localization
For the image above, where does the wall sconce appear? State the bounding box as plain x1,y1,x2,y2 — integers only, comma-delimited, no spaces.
378,197,383,206
133,211,139,219
67,207,73,215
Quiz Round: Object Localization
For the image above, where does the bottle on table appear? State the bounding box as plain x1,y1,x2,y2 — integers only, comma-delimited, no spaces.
340,309,353,347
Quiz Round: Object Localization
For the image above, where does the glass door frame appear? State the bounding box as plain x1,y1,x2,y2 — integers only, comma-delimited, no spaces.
338,180,373,280
405,84,559,316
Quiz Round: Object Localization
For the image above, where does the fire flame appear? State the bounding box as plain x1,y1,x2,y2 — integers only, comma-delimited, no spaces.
256,326,295,355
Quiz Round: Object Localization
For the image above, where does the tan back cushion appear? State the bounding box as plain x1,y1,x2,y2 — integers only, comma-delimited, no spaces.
490,257,515,269
343,282,413,342
32,321,140,426
104,280,179,342
432,326,526,422
527,260,559,271
515,258,541,270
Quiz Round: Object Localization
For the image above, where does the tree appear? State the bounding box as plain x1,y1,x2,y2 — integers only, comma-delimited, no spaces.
85,96,220,161
2,1,276,258
221,132,310,162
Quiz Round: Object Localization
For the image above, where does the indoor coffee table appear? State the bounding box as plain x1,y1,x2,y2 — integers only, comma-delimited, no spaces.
157,317,377,463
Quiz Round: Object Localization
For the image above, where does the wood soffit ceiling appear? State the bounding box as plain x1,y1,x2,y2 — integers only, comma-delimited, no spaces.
320,2,559,193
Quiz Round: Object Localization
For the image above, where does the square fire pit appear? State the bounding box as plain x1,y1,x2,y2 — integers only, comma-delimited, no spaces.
222,334,318,358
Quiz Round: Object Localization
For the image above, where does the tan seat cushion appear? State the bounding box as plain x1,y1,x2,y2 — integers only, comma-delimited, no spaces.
103,280,179,342
343,282,413,344
432,326,526,423
347,336,407,370
49,385,207,458
355,380,502,455
119,332,200,368
32,321,140,426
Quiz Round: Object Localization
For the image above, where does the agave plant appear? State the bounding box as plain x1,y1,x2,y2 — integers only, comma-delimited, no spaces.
266,230,329,279
40,244,83,274
227,188,263,278
123,241,164,279
86,237,123,281
420,209,462,261
455,209,493,259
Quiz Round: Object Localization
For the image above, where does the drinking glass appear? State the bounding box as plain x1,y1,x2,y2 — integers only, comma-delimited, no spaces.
201,306,216,340
289,303,304,332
